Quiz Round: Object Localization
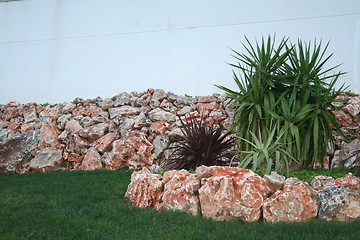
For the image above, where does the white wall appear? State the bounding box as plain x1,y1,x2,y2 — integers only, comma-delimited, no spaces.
0,0,359,103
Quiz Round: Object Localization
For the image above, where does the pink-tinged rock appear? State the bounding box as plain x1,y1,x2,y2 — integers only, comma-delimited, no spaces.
204,117,215,126
151,89,167,102
167,127,183,142
196,102,220,117
209,110,227,122
6,101,20,107
343,96,360,117
38,122,61,149
136,93,151,107
73,134,92,148
311,176,335,191
160,99,172,111
0,120,9,130
65,119,83,134
23,105,37,122
91,132,118,153
125,167,164,210
264,171,286,194
108,106,141,119
263,178,318,222
62,102,76,114
318,185,360,222
151,121,170,135
28,147,63,170
21,122,35,133
98,98,113,110
198,166,270,222
148,108,176,122
102,152,127,169
7,122,21,131
39,105,62,121
133,112,149,129
195,96,216,103
73,105,105,118
335,173,360,190
162,170,201,215
67,153,83,162
79,147,102,170
78,123,108,142
111,132,154,168
333,110,352,126
3,107,19,121
331,139,360,168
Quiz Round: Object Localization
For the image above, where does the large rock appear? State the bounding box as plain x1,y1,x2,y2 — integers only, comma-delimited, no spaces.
78,123,108,142
343,96,360,117
91,132,118,153
331,139,360,168
148,108,176,122
79,147,102,170
335,173,360,190
311,176,335,191
38,122,62,150
263,178,318,222
318,185,360,222
264,171,286,194
28,147,63,171
162,170,201,215
0,130,39,175
111,132,154,168
198,166,270,222
125,168,164,210
108,106,140,119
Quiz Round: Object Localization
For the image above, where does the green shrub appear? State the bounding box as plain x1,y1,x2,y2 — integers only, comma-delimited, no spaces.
216,35,347,174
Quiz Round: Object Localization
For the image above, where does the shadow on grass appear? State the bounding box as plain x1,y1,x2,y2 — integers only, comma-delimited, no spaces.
0,169,359,240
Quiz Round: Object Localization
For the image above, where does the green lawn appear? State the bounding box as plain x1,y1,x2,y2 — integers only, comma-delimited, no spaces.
0,169,359,240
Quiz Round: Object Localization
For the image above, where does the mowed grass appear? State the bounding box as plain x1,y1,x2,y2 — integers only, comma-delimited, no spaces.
1,169,359,240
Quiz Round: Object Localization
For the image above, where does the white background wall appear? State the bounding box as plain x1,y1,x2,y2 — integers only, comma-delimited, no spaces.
0,0,359,104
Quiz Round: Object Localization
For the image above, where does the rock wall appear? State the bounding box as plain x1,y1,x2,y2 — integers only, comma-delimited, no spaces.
125,166,360,222
0,89,359,175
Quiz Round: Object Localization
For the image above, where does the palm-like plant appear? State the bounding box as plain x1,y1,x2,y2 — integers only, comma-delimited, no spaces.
217,35,347,172
162,115,234,170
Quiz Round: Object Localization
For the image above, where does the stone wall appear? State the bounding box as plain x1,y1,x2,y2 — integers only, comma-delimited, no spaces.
125,166,360,222
0,89,359,175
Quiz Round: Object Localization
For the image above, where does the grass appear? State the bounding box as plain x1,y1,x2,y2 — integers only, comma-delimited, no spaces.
0,169,359,240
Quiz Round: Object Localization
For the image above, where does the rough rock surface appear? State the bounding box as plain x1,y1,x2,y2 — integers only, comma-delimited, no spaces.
263,178,318,222
331,139,360,168
198,166,270,222
263,171,286,194
311,176,335,191
28,147,63,171
125,168,164,210
162,170,201,215
335,173,360,190
318,185,360,222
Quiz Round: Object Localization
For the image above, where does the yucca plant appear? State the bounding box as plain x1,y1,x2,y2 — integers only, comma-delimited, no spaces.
162,115,234,170
238,126,295,175
217,35,347,172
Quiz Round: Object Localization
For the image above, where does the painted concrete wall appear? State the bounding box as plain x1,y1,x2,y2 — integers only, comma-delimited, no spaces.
0,0,359,103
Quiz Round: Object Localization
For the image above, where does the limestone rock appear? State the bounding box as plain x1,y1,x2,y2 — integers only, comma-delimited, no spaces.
91,132,118,153
111,132,154,168
79,123,108,142
318,185,360,222
125,168,164,210
162,170,200,215
113,92,131,107
311,176,335,191
79,147,102,170
108,106,140,119
198,166,270,222
264,171,286,194
335,173,360,190
0,130,39,175
148,108,176,122
119,118,135,137
151,89,167,102
23,105,37,123
65,119,83,134
29,147,63,170
150,121,169,135
331,139,360,168
343,96,360,117
333,110,353,127
152,135,170,158
263,178,318,222
38,122,61,150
